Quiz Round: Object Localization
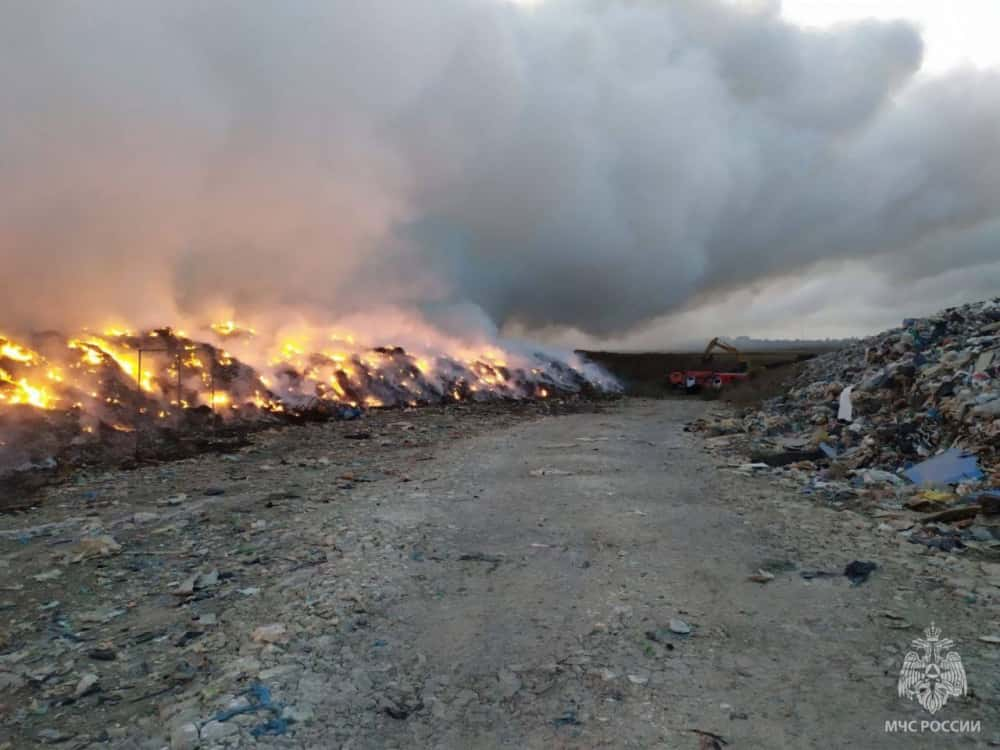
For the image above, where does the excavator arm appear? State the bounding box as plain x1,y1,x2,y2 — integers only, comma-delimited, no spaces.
703,337,740,361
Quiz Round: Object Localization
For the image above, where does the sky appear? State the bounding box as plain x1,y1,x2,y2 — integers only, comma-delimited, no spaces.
2,0,999,351
781,1,1000,73
513,0,1000,74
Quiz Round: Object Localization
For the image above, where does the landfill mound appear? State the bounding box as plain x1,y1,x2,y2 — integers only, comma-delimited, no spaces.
0,327,620,502
692,297,1000,553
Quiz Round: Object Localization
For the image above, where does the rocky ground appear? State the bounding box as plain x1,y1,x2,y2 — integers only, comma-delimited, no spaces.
2,398,999,749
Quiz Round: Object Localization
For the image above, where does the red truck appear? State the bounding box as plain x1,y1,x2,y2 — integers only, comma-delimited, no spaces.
669,338,750,392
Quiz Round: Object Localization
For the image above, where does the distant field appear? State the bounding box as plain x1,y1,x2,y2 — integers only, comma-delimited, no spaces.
578,347,837,397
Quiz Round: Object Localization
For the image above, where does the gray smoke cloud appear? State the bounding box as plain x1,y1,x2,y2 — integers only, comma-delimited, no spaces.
2,0,999,340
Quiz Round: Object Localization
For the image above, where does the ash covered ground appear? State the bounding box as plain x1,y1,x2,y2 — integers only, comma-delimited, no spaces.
0,398,614,747
1,393,1000,748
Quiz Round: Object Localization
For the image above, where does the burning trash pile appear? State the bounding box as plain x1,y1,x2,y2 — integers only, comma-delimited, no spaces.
692,297,1000,553
0,323,619,485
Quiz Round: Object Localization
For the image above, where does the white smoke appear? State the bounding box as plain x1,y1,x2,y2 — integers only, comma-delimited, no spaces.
1,0,998,341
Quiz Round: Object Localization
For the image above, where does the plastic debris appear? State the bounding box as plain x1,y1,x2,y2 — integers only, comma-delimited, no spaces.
902,448,984,486
747,569,775,583
837,385,854,422
552,711,582,727
251,624,288,643
251,718,290,737
689,298,999,553
668,618,692,635
74,673,99,698
529,467,573,477
844,560,877,585
213,683,291,736
918,490,954,503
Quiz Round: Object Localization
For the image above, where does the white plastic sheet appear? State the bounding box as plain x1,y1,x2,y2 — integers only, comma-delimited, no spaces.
838,385,855,422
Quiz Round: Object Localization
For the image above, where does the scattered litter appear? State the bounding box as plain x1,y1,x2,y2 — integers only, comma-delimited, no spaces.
213,682,292,737
837,385,855,422
844,560,877,586
903,449,984,486
920,505,981,524
0,398,640,747
908,527,965,552
251,624,288,644
74,673,99,698
458,552,503,564
250,718,290,737
170,723,199,750
919,489,953,504
689,728,729,749
71,534,122,562
644,630,677,648
668,618,692,635
690,298,1000,557
750,449,823,467
37,729,75,744
906,490,953,510
529,467,573,477
78,608,125,624
553,710,582,727
195,570,219,589
800,570,838,580
173,569,220,596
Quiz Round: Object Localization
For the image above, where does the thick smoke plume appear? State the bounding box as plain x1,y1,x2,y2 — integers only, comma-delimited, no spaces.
2,0,999,340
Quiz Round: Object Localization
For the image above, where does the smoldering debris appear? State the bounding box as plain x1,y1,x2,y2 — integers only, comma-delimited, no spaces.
0,327,619,502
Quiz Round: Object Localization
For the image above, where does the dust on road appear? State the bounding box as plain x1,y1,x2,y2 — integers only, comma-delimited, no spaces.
2,399,997,748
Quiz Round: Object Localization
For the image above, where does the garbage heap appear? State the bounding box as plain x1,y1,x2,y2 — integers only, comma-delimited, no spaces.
692,297,1000,553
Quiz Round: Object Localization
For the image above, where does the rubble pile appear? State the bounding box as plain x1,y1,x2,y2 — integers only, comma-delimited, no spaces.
0,327,621,502
693,298,1000,552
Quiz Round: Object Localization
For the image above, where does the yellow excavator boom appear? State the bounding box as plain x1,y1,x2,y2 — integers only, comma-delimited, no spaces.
703,337,740,360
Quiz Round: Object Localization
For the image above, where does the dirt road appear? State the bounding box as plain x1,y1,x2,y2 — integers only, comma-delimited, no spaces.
2,399,998,748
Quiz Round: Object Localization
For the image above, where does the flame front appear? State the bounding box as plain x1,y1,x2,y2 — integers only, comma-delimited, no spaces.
0,323,617,432
0,337,58,409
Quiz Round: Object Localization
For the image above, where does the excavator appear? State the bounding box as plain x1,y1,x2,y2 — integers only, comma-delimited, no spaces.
668,337,751,392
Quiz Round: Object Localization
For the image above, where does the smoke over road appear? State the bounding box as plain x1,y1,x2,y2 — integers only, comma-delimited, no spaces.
2,0,999,341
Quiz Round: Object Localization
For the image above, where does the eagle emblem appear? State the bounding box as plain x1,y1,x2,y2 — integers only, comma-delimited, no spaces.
898,623,967,714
